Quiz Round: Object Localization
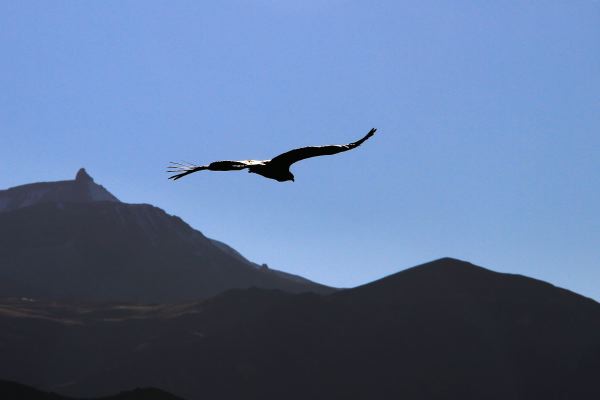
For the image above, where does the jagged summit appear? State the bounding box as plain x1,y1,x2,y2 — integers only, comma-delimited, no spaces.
0,168,119,212
75,167,94,182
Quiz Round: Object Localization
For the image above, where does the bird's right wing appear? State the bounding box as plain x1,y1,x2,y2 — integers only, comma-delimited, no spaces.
167,160,263,180
269,128,377,168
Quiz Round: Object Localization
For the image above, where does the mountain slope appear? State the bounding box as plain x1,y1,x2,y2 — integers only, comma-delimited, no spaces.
0,170,332,302
1,258,599,399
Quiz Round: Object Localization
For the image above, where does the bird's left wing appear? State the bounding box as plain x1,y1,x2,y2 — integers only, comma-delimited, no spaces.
167,160,263,180
269,128,376,168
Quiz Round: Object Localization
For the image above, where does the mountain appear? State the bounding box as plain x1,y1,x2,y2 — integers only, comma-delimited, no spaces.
0,168,118,212
0,380,185,400
1,258,599,399
0,169,332,302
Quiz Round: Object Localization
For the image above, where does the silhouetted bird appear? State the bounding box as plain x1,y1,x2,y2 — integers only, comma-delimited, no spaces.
168,128,377,182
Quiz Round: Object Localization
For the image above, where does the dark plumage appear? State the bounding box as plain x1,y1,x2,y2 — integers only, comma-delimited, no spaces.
168,128,377,182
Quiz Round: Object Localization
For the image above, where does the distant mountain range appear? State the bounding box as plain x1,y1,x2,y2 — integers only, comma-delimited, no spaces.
0,169,332,302
2,171,599,399
1,258,599,399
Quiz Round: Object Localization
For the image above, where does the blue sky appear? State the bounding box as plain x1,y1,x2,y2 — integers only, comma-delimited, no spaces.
1,1,599,300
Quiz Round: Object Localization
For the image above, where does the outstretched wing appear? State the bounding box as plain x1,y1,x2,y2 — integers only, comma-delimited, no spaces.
269,128,377,168
167,160,264,180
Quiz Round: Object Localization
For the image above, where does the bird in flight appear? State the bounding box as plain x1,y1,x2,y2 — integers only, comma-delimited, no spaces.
168,128,377,183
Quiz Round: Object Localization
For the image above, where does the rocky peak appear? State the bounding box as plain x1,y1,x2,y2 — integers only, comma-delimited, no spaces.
0,168,120,212
75,168,94,183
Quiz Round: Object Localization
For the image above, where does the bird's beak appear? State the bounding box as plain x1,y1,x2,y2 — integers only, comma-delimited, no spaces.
291,178,295,182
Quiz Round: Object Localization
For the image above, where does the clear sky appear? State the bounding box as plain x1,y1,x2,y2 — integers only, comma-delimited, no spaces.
1,1,599,300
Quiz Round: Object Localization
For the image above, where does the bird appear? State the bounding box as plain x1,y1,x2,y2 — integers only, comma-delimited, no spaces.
167,128,377,182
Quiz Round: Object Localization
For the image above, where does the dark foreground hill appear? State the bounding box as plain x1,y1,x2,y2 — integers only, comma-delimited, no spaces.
0,169,332,302
0,380,184,400
1,258,599,400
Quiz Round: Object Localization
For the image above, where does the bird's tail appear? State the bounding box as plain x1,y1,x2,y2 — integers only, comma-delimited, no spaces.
167,162,206,180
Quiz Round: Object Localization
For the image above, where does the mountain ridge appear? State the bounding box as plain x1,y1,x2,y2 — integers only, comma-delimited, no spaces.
344,257,599,303
1,258,599,399
2,171,599,399
0,169,333,302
